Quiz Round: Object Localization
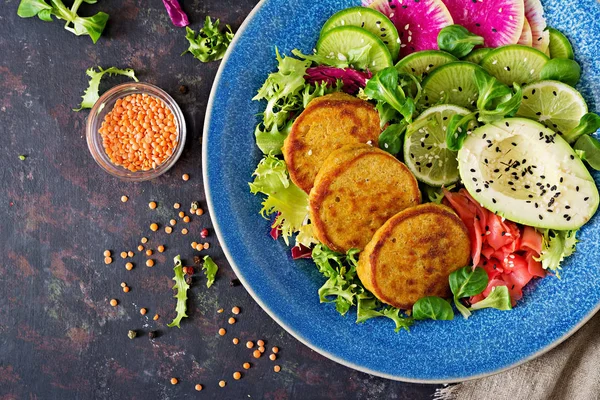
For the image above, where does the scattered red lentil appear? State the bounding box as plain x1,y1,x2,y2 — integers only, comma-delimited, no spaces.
153,314,159,321
191,241,198,249
120,251,127,259
203,242,210,249
165,226,173,234
195,243,203,251
141,237,148,243
232,338,239,345
104,257,112,265
272,346,279,354
217,308,224,314
269,354,277,361
274,365,281,373
182,173,190,181
246,341,254,349
183,216,190,223
233,371,241,380
257,340,265,347
146,249,153,256
253,350,261,359
170,219,177,226
174,203,180,209
150,223,158,231
243,362,251,370
140,308,147,315
121,195,128,203
179,211,185,218
181,228,188,235
189,208,195,214
258,346,265,353
228,317,236,325
98,94,177,172
146,259,154,267
137,245,144,251
125,262,134,271
110,299,118,307
120,282,127,288
128,251,134,257
195,384,203,391
232,306,240,315
157,245,165,253
219,380,226,388
148,202,157,209
170,377,178,385
196,208,204,216
218,328,226,336
123,286,130,293
103,250,111,257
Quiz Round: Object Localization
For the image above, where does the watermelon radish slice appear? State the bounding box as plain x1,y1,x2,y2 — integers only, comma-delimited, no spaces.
518,18,533,46
363,0,453,58
440,0,524,48
525,0,549,53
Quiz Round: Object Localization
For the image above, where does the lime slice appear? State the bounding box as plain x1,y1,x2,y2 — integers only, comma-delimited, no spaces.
316,26,393,73
548,27,574,60
463,48,492,64
395,50,457,79
403,104,471,186
419,61,484,110
516,80,587,136
321,7,400,61
481,45,549,86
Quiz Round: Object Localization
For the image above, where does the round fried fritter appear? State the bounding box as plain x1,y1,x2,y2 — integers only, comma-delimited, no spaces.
309,144,421,252
357,203,471,309
283,93,381,193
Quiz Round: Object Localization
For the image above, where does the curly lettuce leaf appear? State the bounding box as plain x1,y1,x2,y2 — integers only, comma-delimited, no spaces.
249,154,309,245
74,66,138,111
183,17,234,63
535,229,578,278
202,256,218,288
356,293,413,332
292,45,373,71
167,255,190,328
18,0,108,43
295,223,319,248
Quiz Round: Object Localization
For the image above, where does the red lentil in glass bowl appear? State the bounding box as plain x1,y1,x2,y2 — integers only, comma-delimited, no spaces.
86,82,186,181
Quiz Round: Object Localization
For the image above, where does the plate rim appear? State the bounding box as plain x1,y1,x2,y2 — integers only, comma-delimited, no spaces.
201,0,600,384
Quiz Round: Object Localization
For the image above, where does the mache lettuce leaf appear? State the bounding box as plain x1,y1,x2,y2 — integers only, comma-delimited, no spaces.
167,255,190,328
182,16,234,62
202,255,218,288
74,66,138,111
249,154,310,246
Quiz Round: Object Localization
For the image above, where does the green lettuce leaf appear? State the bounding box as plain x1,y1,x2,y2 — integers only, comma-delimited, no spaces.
412,296,454,320
535,229,578,278
292,45,373,70
356,293,413,332
202,255,218,288
249,154,310,245
74,66,138,111
167,255,190,328
295,223,319,248
182,17,234,63
469,286,512,311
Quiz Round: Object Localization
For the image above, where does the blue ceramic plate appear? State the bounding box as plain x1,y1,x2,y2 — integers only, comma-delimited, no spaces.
203,0,600,382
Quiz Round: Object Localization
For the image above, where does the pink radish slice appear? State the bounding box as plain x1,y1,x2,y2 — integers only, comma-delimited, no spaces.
518,18,533,46
441,0,525,48
525,0,550,52
364,0,453,58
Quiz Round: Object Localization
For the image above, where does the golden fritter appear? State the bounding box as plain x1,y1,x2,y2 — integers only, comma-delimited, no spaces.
357,203,471,309
309,144,421,252
283,92,381,193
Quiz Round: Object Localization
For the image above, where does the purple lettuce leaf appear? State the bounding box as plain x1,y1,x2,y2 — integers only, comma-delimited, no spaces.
305,66,372,94
162,0,189,27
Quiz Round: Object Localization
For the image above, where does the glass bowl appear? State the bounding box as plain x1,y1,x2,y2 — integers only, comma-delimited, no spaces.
86,82,186,181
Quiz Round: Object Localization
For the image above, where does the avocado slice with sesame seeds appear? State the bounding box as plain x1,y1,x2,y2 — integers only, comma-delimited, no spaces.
458,117,599,230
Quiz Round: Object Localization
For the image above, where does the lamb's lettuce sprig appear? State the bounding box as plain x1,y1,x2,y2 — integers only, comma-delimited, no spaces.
18,0,109,44
437,25,484,58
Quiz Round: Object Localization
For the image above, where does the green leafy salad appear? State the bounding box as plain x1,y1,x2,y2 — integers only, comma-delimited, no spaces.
244,3,600,332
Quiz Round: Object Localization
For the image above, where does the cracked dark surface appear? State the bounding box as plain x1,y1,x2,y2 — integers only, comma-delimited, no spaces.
0,1,439,398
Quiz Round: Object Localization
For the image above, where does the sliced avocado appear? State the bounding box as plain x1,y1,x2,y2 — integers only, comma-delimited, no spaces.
458,118,599,230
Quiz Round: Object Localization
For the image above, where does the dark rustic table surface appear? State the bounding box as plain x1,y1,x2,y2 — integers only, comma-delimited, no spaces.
0,1,441,398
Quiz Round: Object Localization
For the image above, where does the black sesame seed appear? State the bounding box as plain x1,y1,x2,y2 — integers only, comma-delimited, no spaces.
576,186,580,192
550,185,557,191
494,168,500,173
505,122,510,127
585,197,590,201
566,205,571,209
492,198,497,204
536,112,542,116
539,215,543,220
570,155,575,160
476,189,482,193
523,95,528,99
458,86,463,92
470,168,476,172
532,89,536,95
426,162,433,168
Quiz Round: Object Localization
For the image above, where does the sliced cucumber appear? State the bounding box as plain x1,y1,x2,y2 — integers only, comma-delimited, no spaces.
463,48,492,65
516,80,587,136
548,27,574,60
458,118,599,230
395,50,457,80
481,45,549,87
316,26,393,73
404,104,471,186
420,61,483,110
321,7,400,61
